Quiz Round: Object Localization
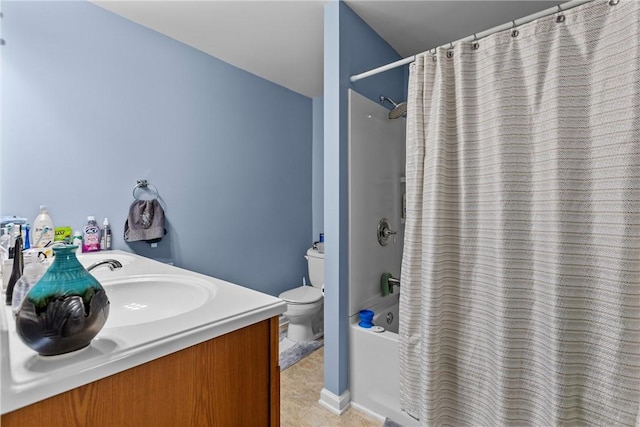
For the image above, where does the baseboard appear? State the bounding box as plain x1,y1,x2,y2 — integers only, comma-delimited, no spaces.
350,402,385,422
318,388,351,415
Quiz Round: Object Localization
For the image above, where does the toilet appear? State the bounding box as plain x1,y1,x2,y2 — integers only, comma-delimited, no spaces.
279,248,324,342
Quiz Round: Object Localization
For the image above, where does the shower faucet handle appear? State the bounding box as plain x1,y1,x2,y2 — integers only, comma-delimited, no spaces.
382,227,397,237
377,218,397,246
383,227,397,244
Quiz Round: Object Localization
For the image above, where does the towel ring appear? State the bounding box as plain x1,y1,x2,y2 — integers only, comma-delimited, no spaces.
132,179,159,200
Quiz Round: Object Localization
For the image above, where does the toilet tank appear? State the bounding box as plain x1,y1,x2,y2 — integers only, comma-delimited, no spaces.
306,248,324,288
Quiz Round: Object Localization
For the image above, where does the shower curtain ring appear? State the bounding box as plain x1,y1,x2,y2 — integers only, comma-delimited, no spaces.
556,4,566,22
447,43,454,58
471,33,480,50
446,42,454,58
511,21,519,37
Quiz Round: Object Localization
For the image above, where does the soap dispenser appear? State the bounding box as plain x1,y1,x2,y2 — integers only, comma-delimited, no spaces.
32,206,54,248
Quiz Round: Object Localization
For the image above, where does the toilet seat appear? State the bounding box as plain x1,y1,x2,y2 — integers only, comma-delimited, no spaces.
279,286,322,304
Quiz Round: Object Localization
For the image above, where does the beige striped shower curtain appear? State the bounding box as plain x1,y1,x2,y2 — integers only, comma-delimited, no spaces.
399,1,640,425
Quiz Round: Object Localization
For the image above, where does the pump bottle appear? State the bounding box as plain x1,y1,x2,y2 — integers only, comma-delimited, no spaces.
101,218,112,250
33,206,55,248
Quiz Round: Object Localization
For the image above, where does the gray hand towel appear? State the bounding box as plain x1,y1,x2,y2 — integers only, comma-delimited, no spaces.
124,199,166,243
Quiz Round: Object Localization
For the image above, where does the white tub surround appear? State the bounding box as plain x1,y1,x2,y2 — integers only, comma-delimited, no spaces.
1,250,286,415
348,90,405,317
347,89,407,423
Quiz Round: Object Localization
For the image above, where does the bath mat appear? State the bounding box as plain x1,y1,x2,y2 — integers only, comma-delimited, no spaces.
383,418,403,427
279,331,323,371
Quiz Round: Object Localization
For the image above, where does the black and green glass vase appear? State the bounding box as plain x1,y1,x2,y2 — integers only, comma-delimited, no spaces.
15,245,110,356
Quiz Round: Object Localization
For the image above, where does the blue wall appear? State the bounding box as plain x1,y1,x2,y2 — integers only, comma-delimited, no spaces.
323,1,406,399
0,1,313,297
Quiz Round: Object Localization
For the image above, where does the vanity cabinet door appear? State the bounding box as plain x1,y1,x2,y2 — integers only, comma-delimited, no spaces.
2,317,281,427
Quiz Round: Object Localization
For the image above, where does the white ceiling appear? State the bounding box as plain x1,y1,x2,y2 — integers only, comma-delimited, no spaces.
92,0,558,98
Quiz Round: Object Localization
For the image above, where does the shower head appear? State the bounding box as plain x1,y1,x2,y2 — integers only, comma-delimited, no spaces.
380,95,407,119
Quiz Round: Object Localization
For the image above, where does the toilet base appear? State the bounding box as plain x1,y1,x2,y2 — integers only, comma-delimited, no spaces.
287,320,314,342
279,297,323,343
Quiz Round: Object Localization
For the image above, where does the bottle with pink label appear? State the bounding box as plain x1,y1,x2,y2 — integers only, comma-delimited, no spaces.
82,216,101,252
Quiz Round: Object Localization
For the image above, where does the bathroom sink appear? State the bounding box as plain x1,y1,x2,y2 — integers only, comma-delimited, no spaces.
1,250,286,415
100,275,214,328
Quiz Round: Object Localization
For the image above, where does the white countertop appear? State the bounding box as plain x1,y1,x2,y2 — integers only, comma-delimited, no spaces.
0,250,286,414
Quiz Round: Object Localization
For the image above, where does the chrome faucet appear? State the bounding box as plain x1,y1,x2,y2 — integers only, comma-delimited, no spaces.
388,276,400,293
86,259,123,272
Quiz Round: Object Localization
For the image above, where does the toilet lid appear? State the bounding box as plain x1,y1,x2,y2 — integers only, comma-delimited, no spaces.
279,286,323,304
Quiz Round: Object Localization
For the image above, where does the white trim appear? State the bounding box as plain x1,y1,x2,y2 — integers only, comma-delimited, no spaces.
318,388,351,415
350,402,385,422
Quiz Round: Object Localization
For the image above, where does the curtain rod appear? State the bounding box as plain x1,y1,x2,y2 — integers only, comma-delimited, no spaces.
350,0,596,83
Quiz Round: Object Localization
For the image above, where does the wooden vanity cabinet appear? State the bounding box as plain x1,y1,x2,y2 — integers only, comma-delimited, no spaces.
2,317,281,427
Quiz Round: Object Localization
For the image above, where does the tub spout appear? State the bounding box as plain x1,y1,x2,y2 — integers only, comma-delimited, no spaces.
381,273,401,296
87,259,123,272
388,277,400,293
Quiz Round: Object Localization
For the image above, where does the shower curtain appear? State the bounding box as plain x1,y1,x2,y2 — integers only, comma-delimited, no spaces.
399,1,640,425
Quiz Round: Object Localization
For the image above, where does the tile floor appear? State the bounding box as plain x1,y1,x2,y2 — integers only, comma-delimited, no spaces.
280,346,382,427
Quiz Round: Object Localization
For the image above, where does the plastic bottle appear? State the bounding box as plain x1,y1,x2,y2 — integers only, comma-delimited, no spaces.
0,227,11,262
33,205,55,248
100,218,112,250
72,231,83,253
83,216,101,252
23,224,31,250
6,224,15,258
11,259,47,318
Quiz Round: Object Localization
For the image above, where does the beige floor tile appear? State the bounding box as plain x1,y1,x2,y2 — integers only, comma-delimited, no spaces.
281,347,382,427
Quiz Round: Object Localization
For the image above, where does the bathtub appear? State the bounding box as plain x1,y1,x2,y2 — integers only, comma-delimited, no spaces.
349,294,418,426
